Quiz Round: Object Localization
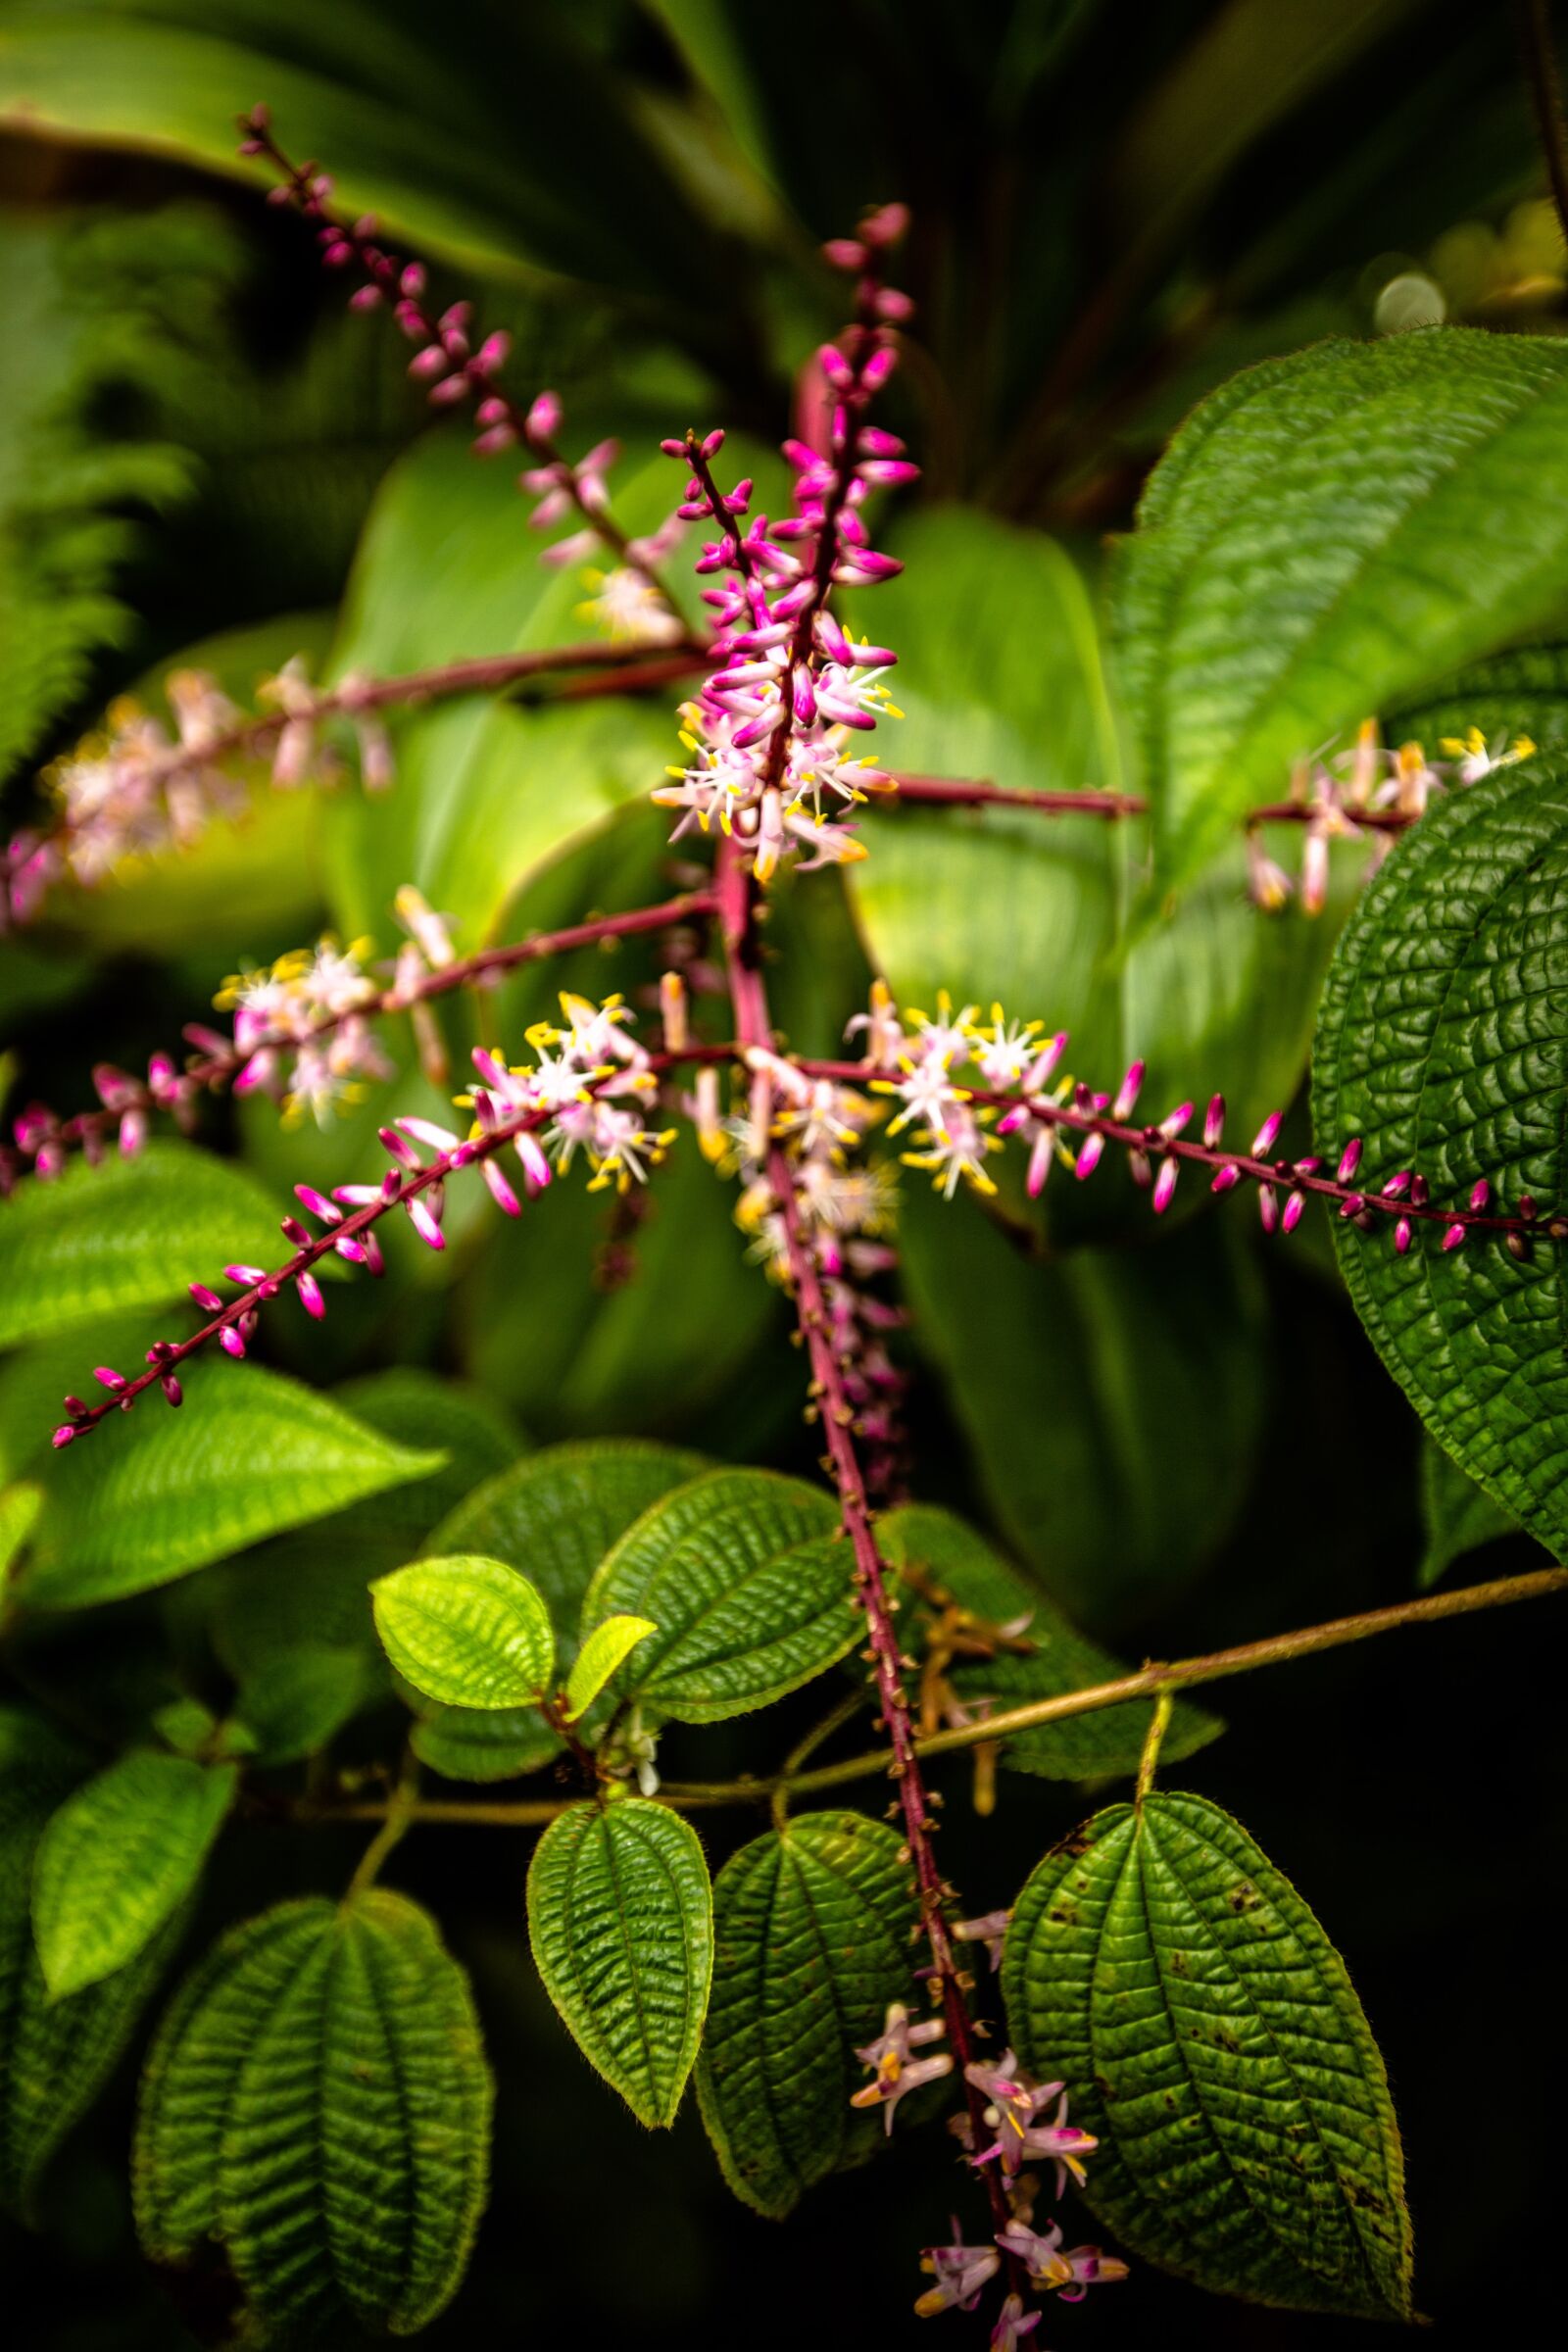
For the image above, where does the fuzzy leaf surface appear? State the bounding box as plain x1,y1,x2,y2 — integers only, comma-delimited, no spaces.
582,1469,855,1721
133,1890,491,2338
527,1798,711,2128
1003,1793,1410,2318
371,1554,555,1709
696,1810,920,2217
32,1751,235,1997
1313,751,1568,1559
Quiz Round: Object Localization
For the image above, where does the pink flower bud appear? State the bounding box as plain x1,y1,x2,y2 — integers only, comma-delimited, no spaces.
1337,1138,1363,1183
1251,1111,1283,1156
1395,1217,1413,1253
93,1367,126,1392
296,1272,326,1320
188,1284,223,1312
1282,1189,1306,1234
526,390,563,440
1075,1134,1104,1182
219,1326,246,1358
1442,1221,1466,1250
1152,1157,1180,1213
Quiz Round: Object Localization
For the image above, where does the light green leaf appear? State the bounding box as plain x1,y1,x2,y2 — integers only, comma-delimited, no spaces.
430,1439,705,1670
1004,1793,1411,2319
564,1615,656,1722
696,1810,920,2217
1418,1441,1534,1591
32,1752,235,1997
582,1469,856,1722
21,1359,445,1608
372,1553,555,1710
1313,751,1568,1560
878,1505,1221,1778
134,1889,491,2337
0,1483,41,1585
527,1798,711,2128
0,1144,285,1348
1,1710,181,2216
409,1704,562,1785
898,1186,1267,1628
1113,327,1568,890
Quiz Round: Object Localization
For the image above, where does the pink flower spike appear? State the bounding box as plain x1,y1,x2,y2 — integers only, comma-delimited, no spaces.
482,1158,521,1216
1337,1138,1363,1183
296,1271,326,1320
219,1326,246,1359
93,1367,126,1392
188,1283,223,1312
223,1264,269,1285
1395,1216,1413,1254
1251,1110,1283,1156
294,1184,342,1225
406,1197,446,1251
1442,1221,1466,1250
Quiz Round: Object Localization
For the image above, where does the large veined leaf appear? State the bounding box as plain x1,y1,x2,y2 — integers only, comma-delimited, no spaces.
430,1439,705,1669
20,1359,444,1608
371,1554,555,1710
32,1751,236,1997
0,1145,285,1348
877,1504,1221,1778
527,1798,712,2129
581,1469,857,1722
696,1810,920,2218
1112,328,1568,890
1003,1794,1411,2320
898,1186,1268,1628
0,0,729,301
134,1890,491,2339
0,1708,181,2217
1313,752,1568,1560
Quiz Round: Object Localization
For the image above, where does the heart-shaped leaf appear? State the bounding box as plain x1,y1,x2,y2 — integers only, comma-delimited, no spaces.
371,1554,554,1709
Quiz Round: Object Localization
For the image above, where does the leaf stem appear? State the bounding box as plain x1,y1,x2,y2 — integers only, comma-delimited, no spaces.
1134,1688,1174,1807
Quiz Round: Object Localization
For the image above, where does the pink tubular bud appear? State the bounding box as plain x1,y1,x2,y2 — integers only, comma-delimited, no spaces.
822,238,868,270
400,262,426,299
188,1283,223,1312
818,343,855,391
1337,1138,1363,1183
219,1326,246,1359
526,390,563,441
223,1263,269,1285
295,1184,342,1225
1075,1134,1104,1182
482,1158,521,1216
1442,1221,1466,1251
379,1126,423,1169
1282,1189,1306,1234
1395,1216,1413,1254
1258,1184,1279,1235
861,345,898,392
1112,1060,1144,1121
1382,1170,1412,1200
52,1425,77,1449
1203,1093,1226,1149
860,202,910,248
1409,1173,1430,1207
93,1367,126,1392
1026,1129,1054,1198
702,427,725,457
407,1198,446,1250
1210,1163,1241,1194
161,1372,183,1407
1152,1157,1180,1213
1251,1111,1283,1156
874,286,914,322
996,1104,1030,1138
408,345,449,383
296,1271,326,1320
335,1234,368,1263
1469,1178,1492,1212
1339,1193,1368,1217
349,284,382,312
474,330,511,374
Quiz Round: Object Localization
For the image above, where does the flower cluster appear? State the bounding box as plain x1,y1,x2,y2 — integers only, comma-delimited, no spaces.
220,938,391,1127
464,994,673,1199
651,211,916,880
1245,716,1536,913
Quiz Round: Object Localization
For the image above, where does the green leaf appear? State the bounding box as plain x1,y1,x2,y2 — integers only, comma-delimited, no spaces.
1313,750,1568,1560
0,1144,285,1348
582,1469,857,1722
1003,1793,1411,2320
408,1704,562,1786
32,1752,235,1997
696,1810,920,2217
21,1359,445,1608
564,1615,656,1722
1386,637,1568,760
1,1710,182,2216
527,1797,712,2129
430,1439,705,1671
232,1647,373,1766
0,1483,41,1586
134,1889,491,2337
1418,1441,1533,1590
372,1554,555,1710
899,1186,1267,1628
878,1505,1221,1778
1113,328,1568,890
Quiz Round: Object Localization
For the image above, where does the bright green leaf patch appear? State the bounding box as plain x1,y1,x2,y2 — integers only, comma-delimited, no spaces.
879,1505,1221,1778
21,1361,445,1608
1114,327,1568,890
1314,751,1568,1561
0,1145,285,1348
696,1810,920,2218
1003,1793,1411,2320
372,1554,555,1710
133,1890,491,2338
527,1798,712,2129
564,1614,655,1721
32,1751,235,1997
582,1469,856,1721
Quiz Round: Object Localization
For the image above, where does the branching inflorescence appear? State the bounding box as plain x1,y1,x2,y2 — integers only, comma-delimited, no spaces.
6,109,1566,2348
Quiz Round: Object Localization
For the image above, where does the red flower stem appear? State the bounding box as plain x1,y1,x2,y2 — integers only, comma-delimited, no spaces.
715,834,1015,2254
6,893,716,1187
240,114,693,621
887,774,1415,831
